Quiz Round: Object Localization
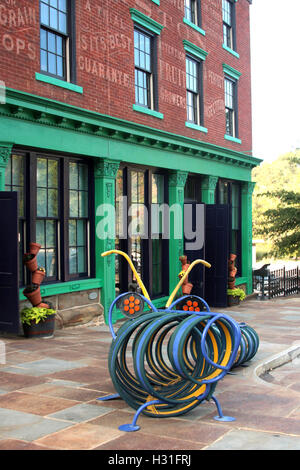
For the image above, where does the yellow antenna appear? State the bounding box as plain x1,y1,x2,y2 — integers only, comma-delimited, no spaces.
165,259,211,308
101,249,151,300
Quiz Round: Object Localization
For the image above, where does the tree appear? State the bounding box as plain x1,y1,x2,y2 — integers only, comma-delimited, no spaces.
252,150,300,258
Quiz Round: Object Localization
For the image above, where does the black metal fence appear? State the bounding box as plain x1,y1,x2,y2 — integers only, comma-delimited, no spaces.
253,265,300,300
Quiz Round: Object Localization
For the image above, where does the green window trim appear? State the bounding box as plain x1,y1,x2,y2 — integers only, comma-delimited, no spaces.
222,44,240,58
151,0,160,5
183,40,208,61
133,104,164,120
36,73,83,94
222,63,241,81
183,17,205,36
19,278,103,301
235,277,248,286
185,121,208,133
225,134,242,144
130,8,164,35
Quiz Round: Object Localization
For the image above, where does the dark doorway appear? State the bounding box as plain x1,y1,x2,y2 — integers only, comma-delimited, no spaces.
204,204,230,307
0,192,20,333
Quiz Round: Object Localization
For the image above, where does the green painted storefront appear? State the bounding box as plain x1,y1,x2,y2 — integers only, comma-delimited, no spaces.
0,88,261,326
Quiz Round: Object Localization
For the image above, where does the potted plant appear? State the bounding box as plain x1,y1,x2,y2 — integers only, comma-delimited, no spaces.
227,287,246,306
21,306,56,338
23,253,38,272
32,267,46,285
23,284,42,307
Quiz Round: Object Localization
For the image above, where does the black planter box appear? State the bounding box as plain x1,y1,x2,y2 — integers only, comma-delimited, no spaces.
23,315,55,338
227,295,240,307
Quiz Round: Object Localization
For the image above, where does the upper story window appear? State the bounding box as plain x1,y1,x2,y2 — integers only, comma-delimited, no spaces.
134,29,153,109
130,8,164,119
222,0,236,52
40,0,75,81
224,76,236,137
186,56,200,124
184,0,205,35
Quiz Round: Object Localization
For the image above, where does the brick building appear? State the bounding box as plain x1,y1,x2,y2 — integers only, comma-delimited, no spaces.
0,0,261,333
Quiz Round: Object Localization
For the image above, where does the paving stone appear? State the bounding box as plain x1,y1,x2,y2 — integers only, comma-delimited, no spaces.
47,403,111,423
1,358,85,376
206,429,300,450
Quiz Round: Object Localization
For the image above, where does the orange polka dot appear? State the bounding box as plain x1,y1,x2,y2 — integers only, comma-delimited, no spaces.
195,307,200,312
187,300,192,306
189,307,194,311
193,301,198,307
129,296,134,302
183,305,188,311
124,306,129,312
129,303,134,308
135,306,140,312
129,309,135,315
124,299,129,305
135,299,140,305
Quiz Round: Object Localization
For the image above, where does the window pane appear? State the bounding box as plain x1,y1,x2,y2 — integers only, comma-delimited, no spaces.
48,53,56,75
48,159,58,188
77,247,86,273
79,191,88,217
50,7,58,29
59,0,67,12
41,50,47,71
57,56,63,77
37,158,47,186
69,219,77,245
69,162,78,189
69,248,77,274
69,190,79,217
46,248,57,277
36,220,45,246
48,189,58,217
41,3,49,25
59,11,67,33
37,188,47,217
46,220,56,246
77,220,86,246
79,164,88,190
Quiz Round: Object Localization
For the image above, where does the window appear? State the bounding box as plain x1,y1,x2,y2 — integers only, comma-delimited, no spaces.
186,56,203,126
40,0,74,81
115,166,168,298
217,180,241,273
134,29,152,109
222,0,236,51
184,0,202,28
5,151,93,286
224,76,236,137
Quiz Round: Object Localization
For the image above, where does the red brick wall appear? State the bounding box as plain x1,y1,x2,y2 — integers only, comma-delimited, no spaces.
0,0,252,153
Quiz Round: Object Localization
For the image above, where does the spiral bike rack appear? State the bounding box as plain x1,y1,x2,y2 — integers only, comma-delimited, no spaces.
98,250,259,432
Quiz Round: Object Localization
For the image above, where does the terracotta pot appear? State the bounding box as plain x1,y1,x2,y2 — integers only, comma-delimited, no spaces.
31,269,45,286
227,295,240,307
229,254,237,261
182,282,193,295
29,242,41,256
23,285,42,307
35,302,50,309
228,281,235,289
228,267,237,277
23,254,38,272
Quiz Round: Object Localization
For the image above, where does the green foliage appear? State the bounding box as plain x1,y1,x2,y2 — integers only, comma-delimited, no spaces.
252,151,300,258
21,307,56,326
227,288,246,300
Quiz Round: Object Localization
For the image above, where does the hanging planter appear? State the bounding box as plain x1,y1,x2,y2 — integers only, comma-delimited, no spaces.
23,254,38,272
29,242,41,256
31,267,46,286
23,284,42,307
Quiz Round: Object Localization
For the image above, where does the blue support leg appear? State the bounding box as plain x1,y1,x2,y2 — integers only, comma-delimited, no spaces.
97,393,120,401
212,396,236,422
119,400,162,432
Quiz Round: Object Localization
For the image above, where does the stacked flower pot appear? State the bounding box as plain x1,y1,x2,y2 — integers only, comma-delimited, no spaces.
228,253,237,289
22,243,49,308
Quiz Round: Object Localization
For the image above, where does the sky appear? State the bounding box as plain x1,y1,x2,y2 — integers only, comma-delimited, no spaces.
249,0,300,163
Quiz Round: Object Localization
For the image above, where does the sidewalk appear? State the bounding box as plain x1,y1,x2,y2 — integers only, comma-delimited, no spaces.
0,295,300,451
